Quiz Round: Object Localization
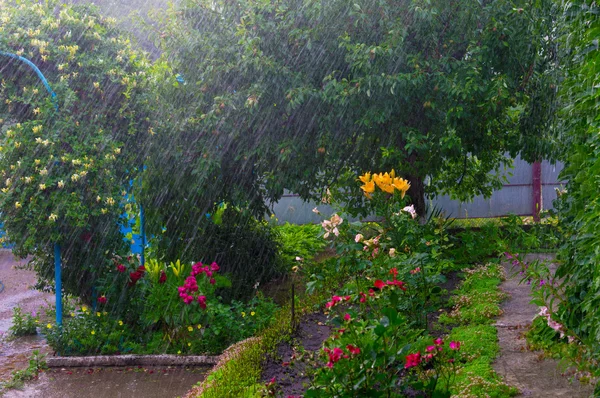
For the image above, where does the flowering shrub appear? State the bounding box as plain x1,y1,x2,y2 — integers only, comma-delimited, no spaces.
0,0,151,297
45,254,278,356
43,306,138,355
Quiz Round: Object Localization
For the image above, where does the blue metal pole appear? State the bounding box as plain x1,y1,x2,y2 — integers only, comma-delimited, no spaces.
0,51,58,111
54,243,62,326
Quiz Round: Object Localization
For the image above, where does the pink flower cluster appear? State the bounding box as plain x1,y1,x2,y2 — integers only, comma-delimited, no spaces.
177,261,220,307
405,338,460,369
325,295,351,309
323,344,361,368
538,306,567,339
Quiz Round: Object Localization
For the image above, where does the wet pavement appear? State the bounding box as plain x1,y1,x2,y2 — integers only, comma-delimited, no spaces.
0,250,54,382
493,253,594,397
3,366,208,398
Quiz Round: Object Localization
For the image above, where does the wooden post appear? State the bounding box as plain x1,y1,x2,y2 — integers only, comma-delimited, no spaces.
532,161,542,222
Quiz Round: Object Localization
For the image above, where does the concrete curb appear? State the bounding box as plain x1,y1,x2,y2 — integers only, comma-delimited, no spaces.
46,354,221,368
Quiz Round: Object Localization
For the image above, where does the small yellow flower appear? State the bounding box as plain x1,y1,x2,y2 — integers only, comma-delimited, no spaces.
91,330,95,335
118,320,124,326
197,324,202,329
57,180,65,188
49,213,58,222
241,312,246,317
39,183,46,190
251,311,256,316
34,159,41,165
187,343,192,347
177,350,181,354
82,306,88,312
188,326,193,332
70,312,75,317
46,323,52,329
97,312,101,317
15,202,21,209
103,311,108,316
33,107,40,115
39,168,48,176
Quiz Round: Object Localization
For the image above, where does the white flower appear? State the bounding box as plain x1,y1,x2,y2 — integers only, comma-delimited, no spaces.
39,183,46,190
49,213,58,222
312,207,320,214
295,256,304,262
389,248,396,258
57,180,64,188
71,173,80,181
402,205,417,219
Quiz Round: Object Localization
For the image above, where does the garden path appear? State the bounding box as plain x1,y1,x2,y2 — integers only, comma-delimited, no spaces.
0,250,54,382
493,253,594,397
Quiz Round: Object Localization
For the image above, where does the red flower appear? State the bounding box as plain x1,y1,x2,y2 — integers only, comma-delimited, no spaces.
343,313,351,321
159,270,167,284
426,345,436,352
359,292,367,303
129,270,143,285
449,341,461,351
389,267,398,278
374,280,385,289
405,352,421,369
137,265,146,273
116,264,126,273
344,295,351,301
197,295,207,309
434,338,443,346
97,296,107,304
324,347,345,368
346,345,360,355
368,289,375,297
210,262,220,272
386,279,407,291
209,278,216,285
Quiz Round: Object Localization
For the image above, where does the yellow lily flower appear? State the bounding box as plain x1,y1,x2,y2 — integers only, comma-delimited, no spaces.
392,177,411,198
358,172,372,184
360,180,375,195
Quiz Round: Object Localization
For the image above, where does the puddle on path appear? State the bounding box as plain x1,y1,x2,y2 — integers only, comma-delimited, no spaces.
3,366,208,398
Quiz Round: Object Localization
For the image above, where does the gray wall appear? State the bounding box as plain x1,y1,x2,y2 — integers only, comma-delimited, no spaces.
271,157,565,224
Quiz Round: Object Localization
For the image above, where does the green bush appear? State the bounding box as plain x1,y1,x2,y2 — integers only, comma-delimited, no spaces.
8,306,39,338
276,222,326,266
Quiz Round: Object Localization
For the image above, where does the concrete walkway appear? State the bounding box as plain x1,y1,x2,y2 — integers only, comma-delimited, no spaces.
493,253,594,397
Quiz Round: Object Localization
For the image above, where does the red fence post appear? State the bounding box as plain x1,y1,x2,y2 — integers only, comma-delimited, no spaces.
532,161,542,222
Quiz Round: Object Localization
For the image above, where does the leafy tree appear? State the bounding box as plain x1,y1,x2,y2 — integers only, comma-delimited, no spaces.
0,0,151,297
146,0,557,219
553,0,600,380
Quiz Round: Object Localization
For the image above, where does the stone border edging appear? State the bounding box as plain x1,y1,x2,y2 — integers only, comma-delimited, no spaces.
47,354,220,368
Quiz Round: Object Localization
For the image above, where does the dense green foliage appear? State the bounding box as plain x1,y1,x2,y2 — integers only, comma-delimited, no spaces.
146,0,556,219
551,1,600,386
0,0,151,297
